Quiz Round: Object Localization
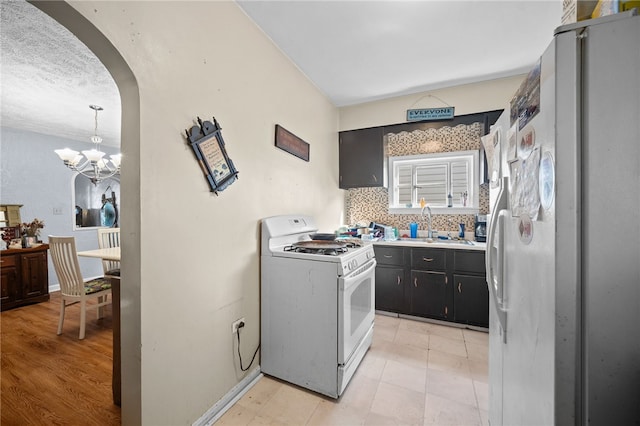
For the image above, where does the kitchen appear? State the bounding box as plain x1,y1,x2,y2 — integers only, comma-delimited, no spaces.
1,1,638,425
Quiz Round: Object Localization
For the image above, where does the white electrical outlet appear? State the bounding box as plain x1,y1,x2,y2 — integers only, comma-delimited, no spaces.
232,318,245,334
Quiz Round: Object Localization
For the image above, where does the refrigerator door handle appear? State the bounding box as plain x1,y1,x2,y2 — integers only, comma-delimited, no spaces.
486,177,508,342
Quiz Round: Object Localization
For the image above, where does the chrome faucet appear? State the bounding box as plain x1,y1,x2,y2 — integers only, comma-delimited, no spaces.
421,205,433,238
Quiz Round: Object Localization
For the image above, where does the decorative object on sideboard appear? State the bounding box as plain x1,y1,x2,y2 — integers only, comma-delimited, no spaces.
20,218,44,248
1,225,21,248
8,239,22,250
185,116,239,195
54,105,121,185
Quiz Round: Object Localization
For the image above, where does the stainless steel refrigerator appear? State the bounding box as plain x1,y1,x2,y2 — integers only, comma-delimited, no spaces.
485,11,640,425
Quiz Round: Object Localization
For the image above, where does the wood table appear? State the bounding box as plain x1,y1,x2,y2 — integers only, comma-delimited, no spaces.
76,247,120,262
77,247,121,406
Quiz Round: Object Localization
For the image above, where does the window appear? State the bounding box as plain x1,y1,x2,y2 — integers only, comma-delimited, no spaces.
388,150,479,213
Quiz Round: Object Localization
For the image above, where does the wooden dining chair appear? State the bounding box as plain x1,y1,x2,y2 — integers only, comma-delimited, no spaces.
48,236,112,340
97,227,120,275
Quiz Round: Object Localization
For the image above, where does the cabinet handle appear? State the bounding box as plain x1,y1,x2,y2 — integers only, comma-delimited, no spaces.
384,254,393,258
458,282,462,293
445,306,448,316
422,257,433,262
397,275,401,285
372,174,378,182
414,277,417,287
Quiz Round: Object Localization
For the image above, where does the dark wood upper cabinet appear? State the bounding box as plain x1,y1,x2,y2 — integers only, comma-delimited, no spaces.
338,127,384,189
338,109,503,189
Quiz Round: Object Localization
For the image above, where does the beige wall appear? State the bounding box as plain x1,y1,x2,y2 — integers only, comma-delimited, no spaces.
60,1,341,424
338,75,525,131
38,2,526,424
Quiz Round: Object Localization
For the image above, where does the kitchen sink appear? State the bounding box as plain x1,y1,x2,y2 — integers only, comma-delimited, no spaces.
398,237,475,245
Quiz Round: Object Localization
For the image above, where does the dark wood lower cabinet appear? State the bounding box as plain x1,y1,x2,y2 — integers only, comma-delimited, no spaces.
1,245,49,311
409,270,449,320
374,244,488,328
375,266,405,313
453,274,489,327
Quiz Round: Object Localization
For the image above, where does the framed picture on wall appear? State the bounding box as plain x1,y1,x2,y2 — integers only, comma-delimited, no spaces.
275,125,310,162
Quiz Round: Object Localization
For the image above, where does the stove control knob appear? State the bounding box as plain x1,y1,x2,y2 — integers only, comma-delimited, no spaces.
367,251,373,260
351,259,358,270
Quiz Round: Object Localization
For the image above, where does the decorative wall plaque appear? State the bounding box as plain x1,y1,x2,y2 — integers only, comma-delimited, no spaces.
406,106,455,122
185,117,239,195
275,124,309,162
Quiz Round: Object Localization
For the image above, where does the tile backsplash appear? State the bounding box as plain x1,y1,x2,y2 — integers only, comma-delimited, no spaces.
345,122,489,236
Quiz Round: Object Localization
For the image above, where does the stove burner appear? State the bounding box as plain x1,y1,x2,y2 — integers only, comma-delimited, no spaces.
284,244,348,256
282,238,364,256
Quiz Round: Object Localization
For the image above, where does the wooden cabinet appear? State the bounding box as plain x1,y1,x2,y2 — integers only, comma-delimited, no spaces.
0,254,20,306
338,110,503,189
453,274,489,327
373,246,406,313
409,248,451,320
1,245,49,311
410,270,449,319
373,244,488,328
452,250,488,327
338,127,384,188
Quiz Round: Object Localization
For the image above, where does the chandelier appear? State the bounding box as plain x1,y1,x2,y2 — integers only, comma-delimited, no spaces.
55,105,121,185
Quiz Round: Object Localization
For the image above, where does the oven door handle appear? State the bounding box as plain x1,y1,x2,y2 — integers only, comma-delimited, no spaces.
341,259,377,291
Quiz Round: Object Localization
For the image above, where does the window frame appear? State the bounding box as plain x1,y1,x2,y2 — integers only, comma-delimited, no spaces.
388,150,479,214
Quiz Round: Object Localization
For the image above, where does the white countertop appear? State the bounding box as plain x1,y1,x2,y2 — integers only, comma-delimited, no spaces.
373,239,486,251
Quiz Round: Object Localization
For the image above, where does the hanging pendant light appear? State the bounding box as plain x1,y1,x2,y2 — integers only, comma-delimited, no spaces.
55,104,121,185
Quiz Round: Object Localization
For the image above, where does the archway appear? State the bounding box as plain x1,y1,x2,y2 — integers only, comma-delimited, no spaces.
29,1,142,423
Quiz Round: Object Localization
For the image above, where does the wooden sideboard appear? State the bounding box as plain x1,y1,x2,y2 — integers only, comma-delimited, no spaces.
1,244,49,311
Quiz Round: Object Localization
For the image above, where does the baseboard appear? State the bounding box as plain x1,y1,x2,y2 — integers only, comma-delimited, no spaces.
193,367,262,426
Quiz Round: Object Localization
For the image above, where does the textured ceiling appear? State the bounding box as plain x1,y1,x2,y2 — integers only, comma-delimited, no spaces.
1,1,563,149
0,0,121,147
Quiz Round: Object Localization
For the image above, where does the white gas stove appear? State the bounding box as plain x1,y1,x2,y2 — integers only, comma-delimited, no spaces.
261,215,375,277
260,215,376,398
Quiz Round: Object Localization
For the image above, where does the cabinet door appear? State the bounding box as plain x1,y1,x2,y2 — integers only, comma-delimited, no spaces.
411,248,446,271
20,251,48,299
338,127,384,189
453,250,486,275
375,266,405,312
453,274,489,327
374,246,405,266
410,270,449,319
1,257,19,309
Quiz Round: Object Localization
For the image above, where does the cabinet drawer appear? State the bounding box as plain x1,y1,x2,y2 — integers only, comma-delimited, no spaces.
411,248,446,271
453,250,485,275
374,246,405,266
1,254,18,268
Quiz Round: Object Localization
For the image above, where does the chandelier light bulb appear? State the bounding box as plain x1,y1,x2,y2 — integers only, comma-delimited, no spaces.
110,154,122,168
54,148,80,162
82,148,106,163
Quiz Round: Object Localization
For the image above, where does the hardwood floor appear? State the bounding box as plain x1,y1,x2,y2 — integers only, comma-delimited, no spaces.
1,291,121,425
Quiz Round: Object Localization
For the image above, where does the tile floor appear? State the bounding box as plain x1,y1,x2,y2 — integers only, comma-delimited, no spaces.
217,314,489,425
